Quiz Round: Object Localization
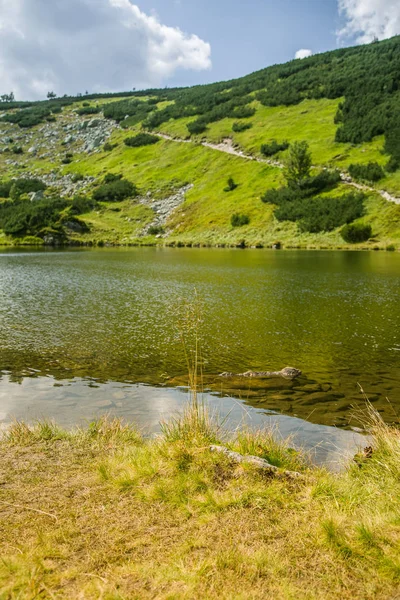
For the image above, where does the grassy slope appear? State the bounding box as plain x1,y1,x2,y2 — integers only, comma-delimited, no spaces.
1,97,400,248
1,409,400,599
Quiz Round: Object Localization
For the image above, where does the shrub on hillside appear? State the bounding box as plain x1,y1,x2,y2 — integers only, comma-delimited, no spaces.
9,178,47,201
104,173,123,184
148,225,165,235
93,178,137,202
274,193,365,233
386,157,399,173
348,162,385,182
71,173,84,183
231,213,250,227
0,181,13,198
384,125,400,166
187,120,208,135
124,133,160,147
103,99,153,123
224,177,238,192
70,195,98,215
12,146,23,155
103,142,118,152
231,106,256,119
0,197,67,236
77,106,101,116
341,222,372,243
262,170,341,205
261,140,289,157
262,167,363,233
232,122,252,132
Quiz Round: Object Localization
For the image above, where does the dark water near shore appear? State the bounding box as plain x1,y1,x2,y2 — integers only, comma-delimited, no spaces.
1,248,400,464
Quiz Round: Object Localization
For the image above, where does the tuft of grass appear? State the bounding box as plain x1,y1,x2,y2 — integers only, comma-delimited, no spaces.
6,419,69,444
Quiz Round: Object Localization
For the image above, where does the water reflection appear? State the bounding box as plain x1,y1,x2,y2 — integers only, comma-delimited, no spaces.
0,373,366,470
1,248,399,430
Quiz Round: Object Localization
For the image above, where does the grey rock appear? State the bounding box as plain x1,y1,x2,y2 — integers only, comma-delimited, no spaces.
87,118,101,128
29,190,45,202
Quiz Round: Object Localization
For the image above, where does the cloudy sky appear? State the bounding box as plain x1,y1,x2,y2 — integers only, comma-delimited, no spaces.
0,0,399,100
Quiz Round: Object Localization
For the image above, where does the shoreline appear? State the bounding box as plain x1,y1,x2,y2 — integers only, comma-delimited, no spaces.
0,241,399,251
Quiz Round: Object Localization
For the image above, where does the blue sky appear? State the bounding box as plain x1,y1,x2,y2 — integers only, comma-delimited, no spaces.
0,0,398,99
139,0,341,87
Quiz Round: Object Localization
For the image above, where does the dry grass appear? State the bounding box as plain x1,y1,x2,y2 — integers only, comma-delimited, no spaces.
1,406,400,600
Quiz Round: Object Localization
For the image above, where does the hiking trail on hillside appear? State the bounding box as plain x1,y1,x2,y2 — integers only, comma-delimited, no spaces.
155,132,400,206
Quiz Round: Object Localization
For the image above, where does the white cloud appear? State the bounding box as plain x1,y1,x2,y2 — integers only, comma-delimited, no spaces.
295,49,313,60
338,0,400,43
0,0,211,100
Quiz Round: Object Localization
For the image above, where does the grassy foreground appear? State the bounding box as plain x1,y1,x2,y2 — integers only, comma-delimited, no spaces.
1,406,400,599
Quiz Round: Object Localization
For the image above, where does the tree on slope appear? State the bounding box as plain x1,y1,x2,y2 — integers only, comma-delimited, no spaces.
285,141,312,187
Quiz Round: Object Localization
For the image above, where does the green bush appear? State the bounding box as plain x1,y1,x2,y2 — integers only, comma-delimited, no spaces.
261,140,289,157
232,122,252,132
104,173,123,184
76,106,101,116
384,125,400,165
103,98,153,123
231,106,256,119
12,146,23,155
70,195,98,215
0,181,13,198
262,169,363,233
9,178,47,201
93,178,137,202
348,162,385,182
0,197,67,236
385,157,399,173
224,177,238,192
124,133,160,147
262,170,341,205
341,222,372,243
231,213,250,227
148,225,165,235
71,173,84,183
103,142,118,152
275,193,365,233
187,120,208,135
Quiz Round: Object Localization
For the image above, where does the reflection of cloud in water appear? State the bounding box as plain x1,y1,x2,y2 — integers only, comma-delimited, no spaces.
0,375,367,469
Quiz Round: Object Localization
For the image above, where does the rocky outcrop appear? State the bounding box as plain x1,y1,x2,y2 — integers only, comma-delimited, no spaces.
219,367,302,380
0,110,120,161
139,184,193,235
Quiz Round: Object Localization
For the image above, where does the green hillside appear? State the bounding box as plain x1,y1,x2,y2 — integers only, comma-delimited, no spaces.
1,36,400,249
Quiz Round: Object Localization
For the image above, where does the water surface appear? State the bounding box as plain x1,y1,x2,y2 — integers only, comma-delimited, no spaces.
1,248,399,461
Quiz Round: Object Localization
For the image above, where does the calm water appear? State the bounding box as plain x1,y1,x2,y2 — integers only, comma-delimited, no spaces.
1,248,400,464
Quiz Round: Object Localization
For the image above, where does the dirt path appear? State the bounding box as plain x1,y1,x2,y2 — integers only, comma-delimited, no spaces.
155,132,400,205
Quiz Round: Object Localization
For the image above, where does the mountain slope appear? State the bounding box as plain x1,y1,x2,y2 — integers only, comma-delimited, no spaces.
1,36,400,248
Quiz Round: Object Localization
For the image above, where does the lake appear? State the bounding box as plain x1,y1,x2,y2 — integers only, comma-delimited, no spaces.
1,248,400,466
